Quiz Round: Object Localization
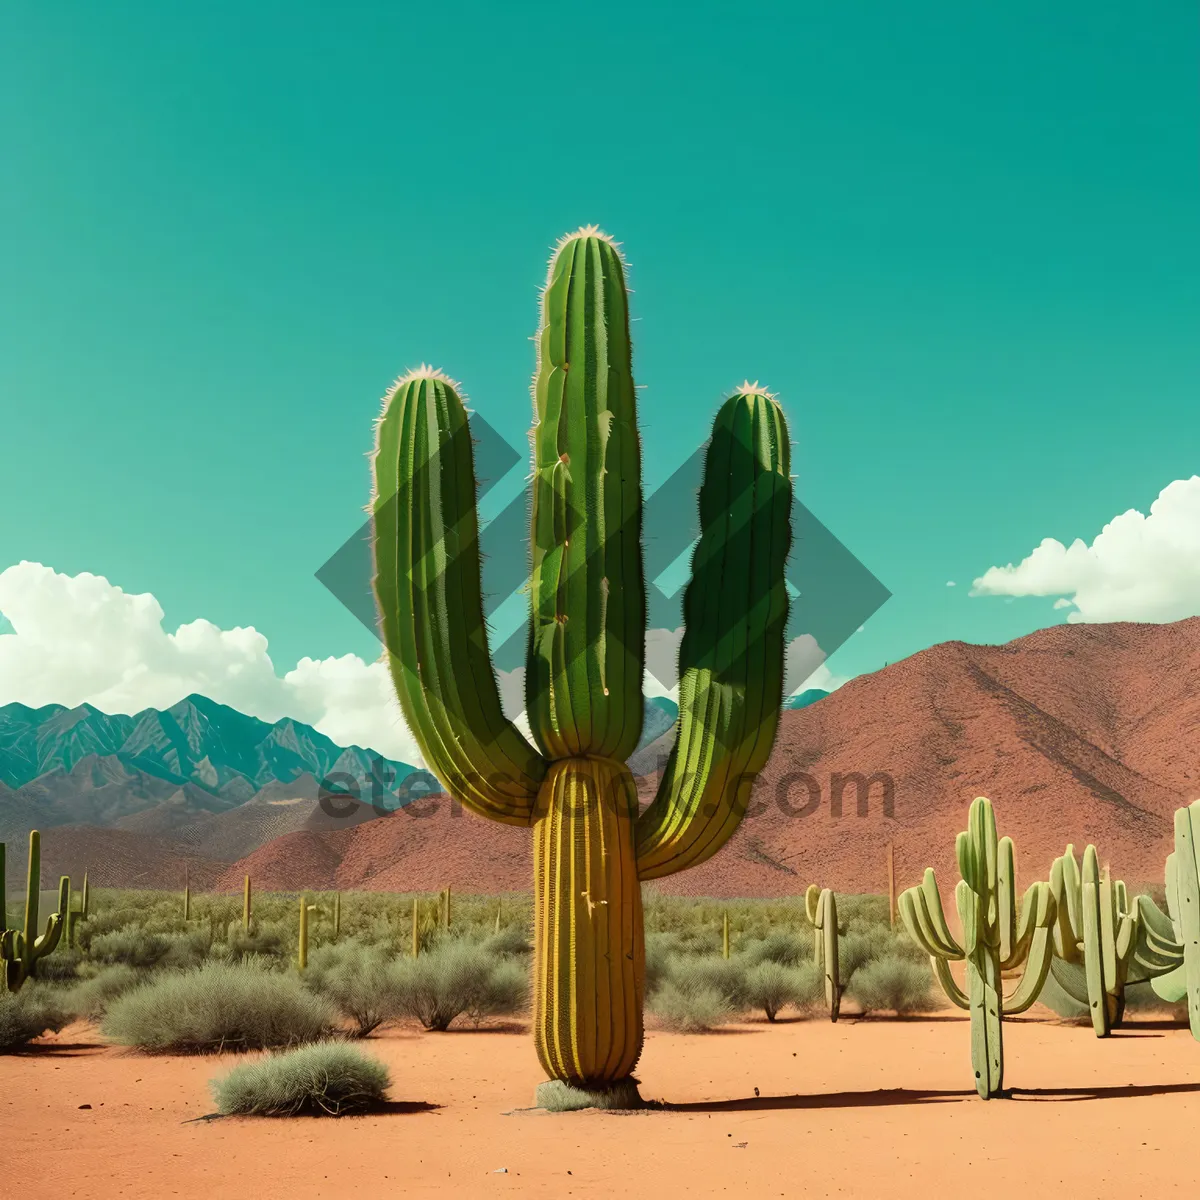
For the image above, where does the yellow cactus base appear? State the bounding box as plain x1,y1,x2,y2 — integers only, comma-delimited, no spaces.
532,757,645,1087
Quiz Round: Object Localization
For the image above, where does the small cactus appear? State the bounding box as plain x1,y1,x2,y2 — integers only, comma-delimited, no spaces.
721,911,731,960
297,896,317,970
1,832,71,992
899,797,1056,1099
66,870,90,948
243,875,252,931
411,896,420,958
805,885,841,1021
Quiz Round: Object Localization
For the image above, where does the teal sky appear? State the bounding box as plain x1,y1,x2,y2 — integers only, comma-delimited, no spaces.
3,2,1198,685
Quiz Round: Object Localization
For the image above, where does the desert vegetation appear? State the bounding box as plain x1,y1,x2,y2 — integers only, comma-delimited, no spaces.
3,873,954,1052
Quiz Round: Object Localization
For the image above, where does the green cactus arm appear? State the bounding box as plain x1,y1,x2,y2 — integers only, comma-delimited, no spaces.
898,876,963,960
1000,882,1055,1014
929,956,970,1008
636,388,792,879
955,831,976,892
22,831,41,953
956,879,980,959
1114,908,1137,970
526,229,645,761
32,876,70,957
997,837,1016,963
1133,895,1183,973
804,883,820,925
1001,881,1048,970
1098,875,1121,993
1049,851,1082,961
372,369,547,823
1151,964,1188,1003
1002,924,1055,1015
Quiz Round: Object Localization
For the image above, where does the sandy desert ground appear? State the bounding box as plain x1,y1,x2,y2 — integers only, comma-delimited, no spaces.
6,1012,1200,1199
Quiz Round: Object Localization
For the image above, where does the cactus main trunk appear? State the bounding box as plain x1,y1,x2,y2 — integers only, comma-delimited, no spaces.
533,757,644,1088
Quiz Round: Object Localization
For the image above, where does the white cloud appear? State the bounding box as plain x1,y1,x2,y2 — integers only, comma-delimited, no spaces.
0,564,855,764
971,476,1200,623
946,580,957,587
0,562,423,764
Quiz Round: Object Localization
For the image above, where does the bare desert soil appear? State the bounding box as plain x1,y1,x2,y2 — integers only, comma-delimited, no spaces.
6,1014,1200,1199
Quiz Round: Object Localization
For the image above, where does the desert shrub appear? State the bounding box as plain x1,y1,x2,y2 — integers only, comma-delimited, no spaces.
744,960,822,1021
0,986,69,1052
305,942,398,1037
670,955,751,1011
31,946,83,982
484,923,532,958
745,930,810,969
845,955,941,1015
102,963,335,1052
644,933,684,996
391,942,528,1031
69,964,144,1020
210,925,289,967
838,927,889,979
210,1042,391,1116
649,978,733,1032
87,925,175,969
160,930,212,971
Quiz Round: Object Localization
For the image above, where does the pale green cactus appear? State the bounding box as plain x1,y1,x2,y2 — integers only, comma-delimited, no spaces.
1048,845,1138,1036
805,884,841,1021
899,797,1056,1099
1130,801,1200,1039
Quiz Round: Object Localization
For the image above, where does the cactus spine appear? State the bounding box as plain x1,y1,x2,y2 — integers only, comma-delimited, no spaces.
1,832,71,992
371,228,793,1097
1048,845,1137,1036
242,875,252,931
899,797,1056,1099
806,885,841,1021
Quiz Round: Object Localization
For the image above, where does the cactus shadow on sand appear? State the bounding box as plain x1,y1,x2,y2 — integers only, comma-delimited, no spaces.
660,1088,977,1112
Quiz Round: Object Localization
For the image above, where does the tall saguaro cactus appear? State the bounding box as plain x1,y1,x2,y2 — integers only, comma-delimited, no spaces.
1,832,71,992
372,227,793,1106
899,797,1056,1099
805,885,841,1021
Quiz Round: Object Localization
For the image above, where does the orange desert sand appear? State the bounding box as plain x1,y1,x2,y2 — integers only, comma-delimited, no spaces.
6,1013,1200,1199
